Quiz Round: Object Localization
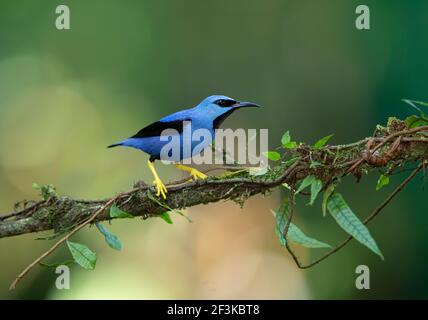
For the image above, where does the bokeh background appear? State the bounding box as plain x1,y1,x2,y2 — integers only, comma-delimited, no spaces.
1,0,428,299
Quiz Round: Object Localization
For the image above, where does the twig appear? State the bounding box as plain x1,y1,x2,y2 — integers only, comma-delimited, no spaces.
9,188,137,291
284,163,423,269
0,201,44,221
283,191,305,267
7,162,303,290
346,126,428,174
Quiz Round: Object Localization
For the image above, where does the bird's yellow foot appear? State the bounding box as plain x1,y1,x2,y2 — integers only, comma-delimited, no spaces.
176,164,207,180
153,176,167,199
189,168,208,180
147,159,167,199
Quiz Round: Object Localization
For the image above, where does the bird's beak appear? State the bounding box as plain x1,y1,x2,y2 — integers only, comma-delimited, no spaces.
233,101,261,108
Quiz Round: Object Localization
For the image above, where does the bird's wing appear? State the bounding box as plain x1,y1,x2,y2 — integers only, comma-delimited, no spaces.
130,118,192,138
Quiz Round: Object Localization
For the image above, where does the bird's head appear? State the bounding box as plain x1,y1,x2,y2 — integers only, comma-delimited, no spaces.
194,95,260,127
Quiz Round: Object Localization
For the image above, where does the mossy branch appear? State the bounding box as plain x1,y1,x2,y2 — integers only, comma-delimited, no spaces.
2,118,428,290
1,118,427,240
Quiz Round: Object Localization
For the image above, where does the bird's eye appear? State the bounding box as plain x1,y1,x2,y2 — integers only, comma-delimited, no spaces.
216,99,236,107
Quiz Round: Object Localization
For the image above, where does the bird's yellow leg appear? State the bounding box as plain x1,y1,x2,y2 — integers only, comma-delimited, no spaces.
147,160,167,199
175,164,207,180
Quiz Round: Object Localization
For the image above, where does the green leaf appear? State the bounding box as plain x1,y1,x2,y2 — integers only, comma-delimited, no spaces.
313,134,334,150
402,99,428,118
281,131,298,149
287,223,331,248
35,230,69,241
32,182,40,189
322,184,335,216
95,223,122,251
283,141,298,149
109,204,134,219
404,115,427,128
272,208,287,247
283,156,300,166
32,183,57,200
402,99,428,109
66,241,97,270
376,174,390,191
327,193,384,260
158,212,173,224
272,205,331,249
147,190,192,222
263,151,281,161
39,259,75,269
309,179,323,205
296,175,315,194
281,131,291,146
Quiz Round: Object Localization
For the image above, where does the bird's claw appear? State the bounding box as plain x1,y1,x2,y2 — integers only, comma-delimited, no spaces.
189,169,208,180
153,177,168,199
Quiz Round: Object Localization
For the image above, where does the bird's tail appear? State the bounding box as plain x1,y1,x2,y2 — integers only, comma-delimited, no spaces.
107,142,123,148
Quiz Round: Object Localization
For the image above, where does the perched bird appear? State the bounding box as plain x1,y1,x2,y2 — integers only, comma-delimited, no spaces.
108,95,260,198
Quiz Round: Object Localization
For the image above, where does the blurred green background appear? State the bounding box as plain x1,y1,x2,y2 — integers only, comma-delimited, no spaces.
1,0,428,299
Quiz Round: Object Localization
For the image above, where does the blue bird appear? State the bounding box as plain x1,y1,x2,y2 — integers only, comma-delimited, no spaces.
108,95,260,198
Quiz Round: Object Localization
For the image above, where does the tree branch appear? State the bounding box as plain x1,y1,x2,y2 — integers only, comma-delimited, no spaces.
2,118,428,290
1,119,428,240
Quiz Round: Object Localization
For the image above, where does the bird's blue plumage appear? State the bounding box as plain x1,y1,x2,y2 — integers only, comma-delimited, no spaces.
108,95,260,162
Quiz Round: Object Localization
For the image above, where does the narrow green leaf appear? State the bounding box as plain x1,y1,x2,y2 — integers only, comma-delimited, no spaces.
147,190,192,222
281,131,291,146
159,212,173,224
39,259,75,269
263,151,281,161
296,176,315,194
283,156,300,166
402,99,428,108
66,241,97,270
376,174,390,191
309,179,323,205
402,99,428,118
272,205,331,249
95,223,122,251
109,204,134,219
287,223,331,248
322,184,335,216
313,134,334,150
327,193,384,260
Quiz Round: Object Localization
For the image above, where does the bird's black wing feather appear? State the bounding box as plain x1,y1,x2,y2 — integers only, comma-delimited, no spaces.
130,119,191,138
